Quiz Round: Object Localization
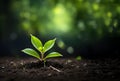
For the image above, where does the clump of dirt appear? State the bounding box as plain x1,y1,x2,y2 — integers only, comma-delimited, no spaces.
0,57,120,81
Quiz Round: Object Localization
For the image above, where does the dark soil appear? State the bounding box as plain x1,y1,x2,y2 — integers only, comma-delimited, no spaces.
0,57,120,81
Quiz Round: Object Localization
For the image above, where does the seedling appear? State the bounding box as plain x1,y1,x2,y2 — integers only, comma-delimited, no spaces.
76,56,82,61
22,34,63,67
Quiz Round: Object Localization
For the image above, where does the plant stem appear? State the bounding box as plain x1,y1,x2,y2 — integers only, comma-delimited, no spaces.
41,52,44,61
41,52,46,67
43,61,46,67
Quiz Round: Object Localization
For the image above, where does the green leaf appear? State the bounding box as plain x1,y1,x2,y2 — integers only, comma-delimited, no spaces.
43,38,56,53
44,52,63,60
22,48,40,59
31,34,43,52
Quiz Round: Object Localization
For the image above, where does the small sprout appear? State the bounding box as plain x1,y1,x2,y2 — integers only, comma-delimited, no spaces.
76,56,82,61
22,34,63,67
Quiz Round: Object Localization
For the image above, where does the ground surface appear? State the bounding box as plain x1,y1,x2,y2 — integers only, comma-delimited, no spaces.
0,57,120,81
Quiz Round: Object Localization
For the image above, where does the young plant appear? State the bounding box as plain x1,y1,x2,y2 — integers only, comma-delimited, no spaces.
22,34,63,67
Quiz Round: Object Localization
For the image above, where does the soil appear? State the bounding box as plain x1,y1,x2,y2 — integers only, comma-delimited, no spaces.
0,57,120,81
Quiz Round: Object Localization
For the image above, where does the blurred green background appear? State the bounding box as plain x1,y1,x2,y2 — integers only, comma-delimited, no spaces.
0,0,120,58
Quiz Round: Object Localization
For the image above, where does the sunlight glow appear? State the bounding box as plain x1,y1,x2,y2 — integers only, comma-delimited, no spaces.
51,4,72,33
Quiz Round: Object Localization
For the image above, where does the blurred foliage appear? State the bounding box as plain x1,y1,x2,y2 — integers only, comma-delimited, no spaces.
10,0,120,37
0,0,120,56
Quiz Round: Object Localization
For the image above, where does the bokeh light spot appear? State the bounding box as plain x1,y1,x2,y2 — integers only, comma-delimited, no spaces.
107,12,112,18
78,21,85,31
116,6,120,13
67,46,74,54
57,40,65,49
93,3,99,11
50,4,72,34
113,20,117,28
